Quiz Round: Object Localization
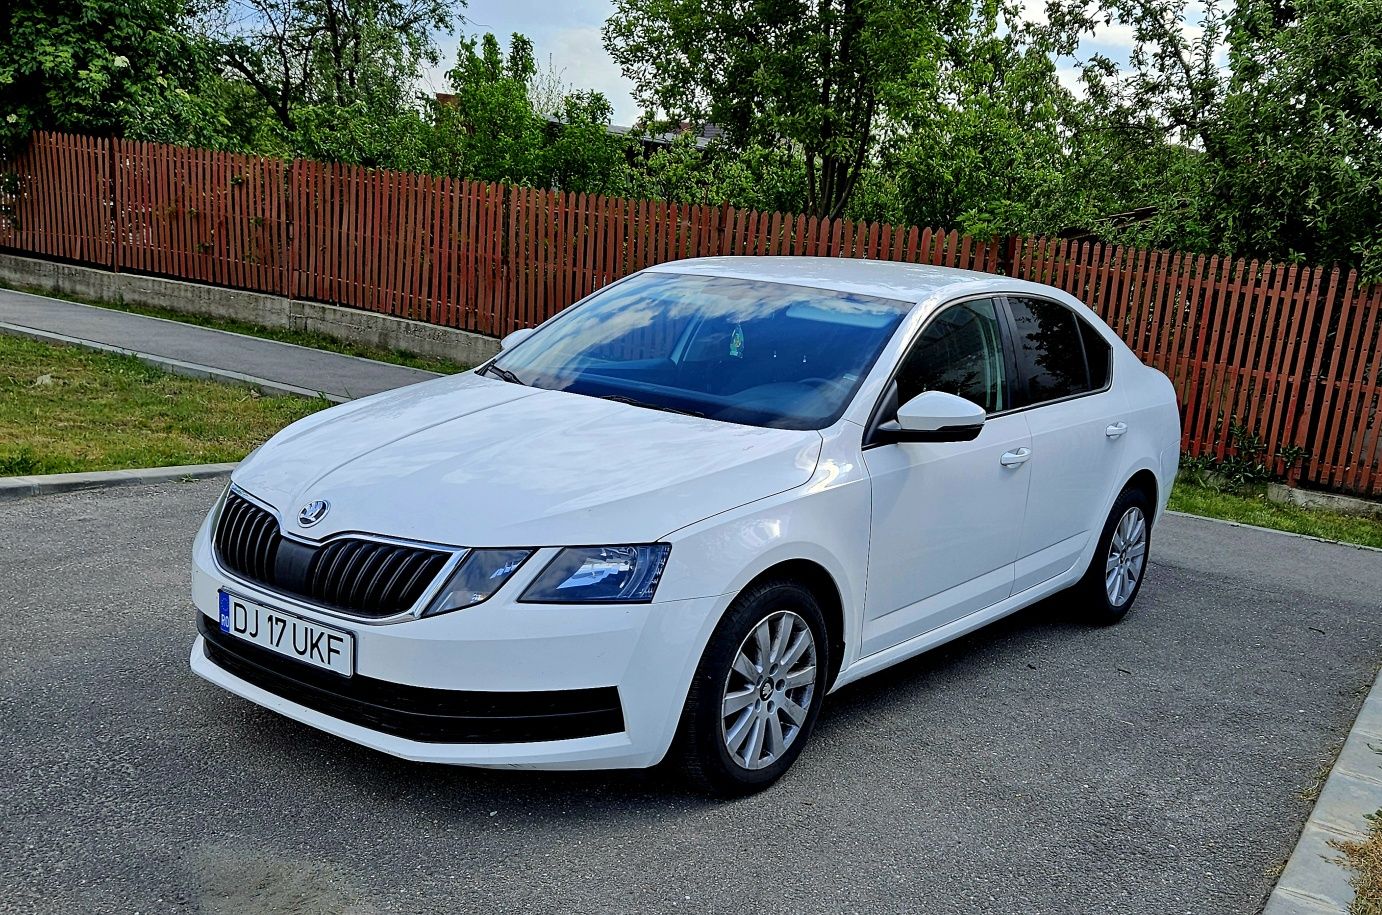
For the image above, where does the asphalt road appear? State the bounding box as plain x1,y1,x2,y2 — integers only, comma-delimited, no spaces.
3,481,1381,914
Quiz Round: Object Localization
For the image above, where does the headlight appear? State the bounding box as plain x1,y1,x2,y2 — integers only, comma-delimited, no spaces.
422,548,534,616
520,544,671,604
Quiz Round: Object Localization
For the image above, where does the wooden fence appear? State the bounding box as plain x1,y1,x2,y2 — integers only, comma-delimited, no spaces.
2,131,1380,498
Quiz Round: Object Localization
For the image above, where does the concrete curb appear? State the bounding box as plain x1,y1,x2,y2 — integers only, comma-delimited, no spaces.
0,462,237,502
0,321,348,403
1264,666,1382,913
1165,510,1382,553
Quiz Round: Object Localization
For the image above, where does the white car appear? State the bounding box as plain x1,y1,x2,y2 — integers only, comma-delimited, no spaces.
190,257,1181,794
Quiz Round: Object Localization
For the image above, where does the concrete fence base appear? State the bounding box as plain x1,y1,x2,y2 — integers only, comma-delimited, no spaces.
1268,482,1382,518
0,253,500,366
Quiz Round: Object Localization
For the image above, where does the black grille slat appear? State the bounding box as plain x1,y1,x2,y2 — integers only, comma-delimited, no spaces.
341,544,375,608
249,506,278,582
224,499,252,566
311,541,342,604
213,490,449,618
361,547,401,610
376,551,424,610
396,552,443,604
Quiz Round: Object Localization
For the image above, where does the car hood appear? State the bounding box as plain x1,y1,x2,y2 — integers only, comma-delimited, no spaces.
231,372,823,546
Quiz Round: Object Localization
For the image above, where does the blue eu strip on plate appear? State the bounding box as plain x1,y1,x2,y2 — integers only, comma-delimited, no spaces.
218,591,231,632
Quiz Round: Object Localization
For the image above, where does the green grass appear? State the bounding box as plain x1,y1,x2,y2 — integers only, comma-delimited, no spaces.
0,334,328,475
1169,477,1382,549
0,280,469,376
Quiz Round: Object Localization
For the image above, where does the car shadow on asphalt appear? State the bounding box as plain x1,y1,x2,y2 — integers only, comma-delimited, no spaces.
209,592,1097,815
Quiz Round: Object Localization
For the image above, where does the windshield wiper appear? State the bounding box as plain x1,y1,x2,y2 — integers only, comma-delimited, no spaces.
481,363,526,386
600,394,705,418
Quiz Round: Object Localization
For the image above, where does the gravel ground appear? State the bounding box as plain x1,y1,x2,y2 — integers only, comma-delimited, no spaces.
2,480,1380,914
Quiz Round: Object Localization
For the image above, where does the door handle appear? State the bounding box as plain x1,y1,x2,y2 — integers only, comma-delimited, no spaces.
1105,422,1128,438
1000,447,1031,467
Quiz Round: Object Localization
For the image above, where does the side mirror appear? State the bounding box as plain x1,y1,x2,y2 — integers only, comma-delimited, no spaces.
500,327,535,350
877,390,986,444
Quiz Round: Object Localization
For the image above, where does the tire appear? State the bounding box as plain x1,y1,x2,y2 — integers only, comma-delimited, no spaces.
672,579,830,797
1074,486,1153,625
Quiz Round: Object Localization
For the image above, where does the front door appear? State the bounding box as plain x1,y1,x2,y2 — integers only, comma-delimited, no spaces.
861,298,1032,656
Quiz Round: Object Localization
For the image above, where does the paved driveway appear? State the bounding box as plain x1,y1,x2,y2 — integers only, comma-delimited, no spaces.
2,481,1380,914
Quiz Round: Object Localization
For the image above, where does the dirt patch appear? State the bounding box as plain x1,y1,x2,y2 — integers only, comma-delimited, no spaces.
192,845,372,915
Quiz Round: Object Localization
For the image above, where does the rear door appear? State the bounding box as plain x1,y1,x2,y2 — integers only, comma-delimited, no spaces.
1002,296,1129,593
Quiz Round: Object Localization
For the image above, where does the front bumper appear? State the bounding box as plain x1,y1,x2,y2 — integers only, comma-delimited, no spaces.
190,532,727,770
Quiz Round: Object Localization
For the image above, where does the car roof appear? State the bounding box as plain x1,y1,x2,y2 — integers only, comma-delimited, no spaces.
643,256,1019,305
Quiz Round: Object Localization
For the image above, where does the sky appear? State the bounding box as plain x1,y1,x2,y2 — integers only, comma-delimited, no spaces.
424,0,640,125
424,0,1214,126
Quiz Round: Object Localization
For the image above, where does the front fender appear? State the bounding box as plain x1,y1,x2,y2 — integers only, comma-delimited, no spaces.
654,425,872,678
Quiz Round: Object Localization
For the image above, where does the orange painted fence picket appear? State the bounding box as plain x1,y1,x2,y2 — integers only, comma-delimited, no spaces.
114,139,287,294
2,131,1380,497
0,132,112,266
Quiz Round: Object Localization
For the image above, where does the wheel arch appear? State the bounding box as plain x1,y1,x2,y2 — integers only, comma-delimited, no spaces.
1125,467,1159,514
740,558,847,690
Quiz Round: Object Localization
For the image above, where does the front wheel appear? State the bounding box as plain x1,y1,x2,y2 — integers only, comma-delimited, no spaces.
672,579,829,796
1074,487,1152,625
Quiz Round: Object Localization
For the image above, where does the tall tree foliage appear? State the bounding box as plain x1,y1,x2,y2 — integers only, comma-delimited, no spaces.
208,0,463,165
1212,0,1382,274
604,0,952,219
430,32,633,194
1043,0,1381,273
883,0,1079,233
0,0,226,153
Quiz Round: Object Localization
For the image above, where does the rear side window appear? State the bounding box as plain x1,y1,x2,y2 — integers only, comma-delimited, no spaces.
1079,316,1112,389
1007,296,1091,406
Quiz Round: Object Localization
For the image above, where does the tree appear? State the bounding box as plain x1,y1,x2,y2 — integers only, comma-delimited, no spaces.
1041,0,1382,273
1210,0,1382,275
210,0,464,133
883,0,1079,233
429,33,632,193
629,135,809,213
0,0,227,153
605,0,950,219
429,32,545,182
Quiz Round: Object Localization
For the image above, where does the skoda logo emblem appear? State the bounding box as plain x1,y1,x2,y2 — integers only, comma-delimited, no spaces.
298,499,330,527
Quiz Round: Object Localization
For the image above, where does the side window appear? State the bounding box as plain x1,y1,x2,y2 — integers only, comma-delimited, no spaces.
895,298,1006,413
1079,316,1112,389
1007,296,1091,405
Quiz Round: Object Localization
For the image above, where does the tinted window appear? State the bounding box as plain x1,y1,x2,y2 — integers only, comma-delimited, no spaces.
489,272,913,430
1008,297,1090,405
1079,316,1112,388
895,299,1007,413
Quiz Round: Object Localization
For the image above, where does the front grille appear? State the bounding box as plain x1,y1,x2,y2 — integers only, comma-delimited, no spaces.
198,614,626,743
214,490,451,618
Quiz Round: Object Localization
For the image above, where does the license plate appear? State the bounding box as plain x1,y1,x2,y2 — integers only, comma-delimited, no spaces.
217,591,354,677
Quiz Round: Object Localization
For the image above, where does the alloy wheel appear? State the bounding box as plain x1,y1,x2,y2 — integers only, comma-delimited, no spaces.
1105,506,1148,606
720,610,818,771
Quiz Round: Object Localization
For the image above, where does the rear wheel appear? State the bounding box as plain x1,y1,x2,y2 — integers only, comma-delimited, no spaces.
1074,487,1152,625
673,579,828,796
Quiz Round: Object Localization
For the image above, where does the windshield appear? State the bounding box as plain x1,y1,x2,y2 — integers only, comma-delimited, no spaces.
487,272,914,430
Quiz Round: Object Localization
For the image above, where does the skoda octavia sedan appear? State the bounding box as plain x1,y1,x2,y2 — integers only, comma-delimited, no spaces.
190,256,1180,794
